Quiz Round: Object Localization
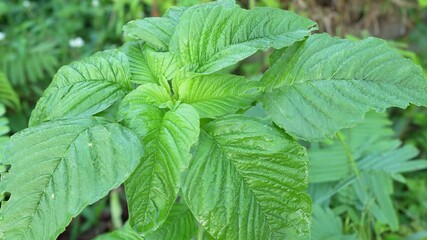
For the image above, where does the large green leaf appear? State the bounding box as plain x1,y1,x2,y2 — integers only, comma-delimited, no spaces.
183,115,311,239
29,50,132,127
0,118,143,239
170,5,317,73
0,72,20,110
178,74,261,118
120,100,199,235
261,33,427,141
121,42,178,85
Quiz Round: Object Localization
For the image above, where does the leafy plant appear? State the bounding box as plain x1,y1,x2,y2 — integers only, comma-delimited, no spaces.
1,0,427,239
308,112,427,238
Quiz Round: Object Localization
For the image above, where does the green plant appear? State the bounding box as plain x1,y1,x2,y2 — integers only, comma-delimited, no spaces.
1,0,427,239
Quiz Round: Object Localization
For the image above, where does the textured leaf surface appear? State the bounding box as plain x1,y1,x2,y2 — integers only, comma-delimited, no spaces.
121,102,199,235
29,50,132,126
183,115,311,239
261,33,427,141
178,74,261,118
121,42,178,85
0,118,143,240
170,5,316,73
0,72,20,110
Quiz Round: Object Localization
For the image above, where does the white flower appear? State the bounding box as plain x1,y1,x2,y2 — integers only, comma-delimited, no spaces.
23,0,31,8
0,32,5,41
69,37,85,48
92,0,100,7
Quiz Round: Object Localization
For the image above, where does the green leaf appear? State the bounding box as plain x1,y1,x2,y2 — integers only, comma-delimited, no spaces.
95,203,197,240
170,5,317,73
95,223,142,240
0,118,143,239
29,50,132,127
178,74,261,118
0,72,20,110
144,203,198,240
121,102,199,235
121,42,178,85
261,33,427,141
183,115,311,239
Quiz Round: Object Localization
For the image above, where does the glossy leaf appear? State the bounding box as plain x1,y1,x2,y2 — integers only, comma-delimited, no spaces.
261,33,427,141
178,74,261,118
183,115,311,239
29,50,132,126
170,5,317,73
0,118,143,239
121,102,199,235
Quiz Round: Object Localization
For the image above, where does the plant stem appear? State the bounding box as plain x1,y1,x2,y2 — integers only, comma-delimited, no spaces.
336,132,360,178
110,189,123,229
197,224,204,240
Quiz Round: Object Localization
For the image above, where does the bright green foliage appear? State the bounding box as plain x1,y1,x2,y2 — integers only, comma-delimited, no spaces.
169,3,317,73
1,1,427,239
0,118,143,239
29,50,132,127
183,116,311,239
262,34,427,141
120,100,199,235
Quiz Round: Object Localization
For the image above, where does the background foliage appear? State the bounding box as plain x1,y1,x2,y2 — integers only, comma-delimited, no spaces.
0,0,426,239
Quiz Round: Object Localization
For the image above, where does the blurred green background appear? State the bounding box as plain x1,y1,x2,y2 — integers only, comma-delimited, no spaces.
0,0,426,239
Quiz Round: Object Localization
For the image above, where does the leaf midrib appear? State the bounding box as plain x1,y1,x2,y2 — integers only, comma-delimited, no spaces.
20,126,90,240
200,129,276,238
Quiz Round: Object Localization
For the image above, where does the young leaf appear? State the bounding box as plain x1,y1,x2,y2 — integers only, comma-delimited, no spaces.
29,50,132,127
178,74,261,118
261,33,427,141
182,115,311,239
170,5,317,73
95,223,142,240
0,118,143,239
144,203,198,240
120,102,199,235
124,17,177,51
121,42,178,85
120,83,173,110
